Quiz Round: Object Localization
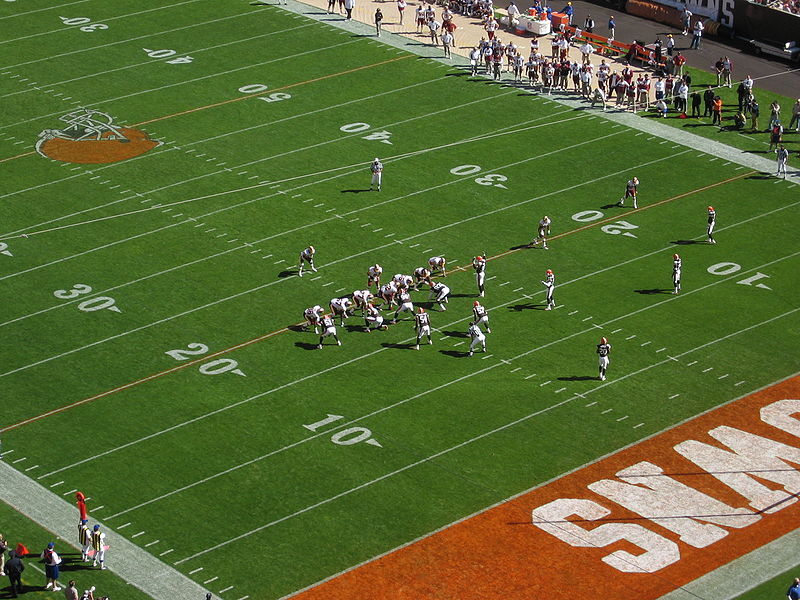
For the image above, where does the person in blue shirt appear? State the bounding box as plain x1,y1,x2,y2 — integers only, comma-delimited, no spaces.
561,2,573,24
787,577,800,600
608,15,616,39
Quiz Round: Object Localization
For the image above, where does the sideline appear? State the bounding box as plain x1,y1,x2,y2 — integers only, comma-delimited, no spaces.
0,459,211,600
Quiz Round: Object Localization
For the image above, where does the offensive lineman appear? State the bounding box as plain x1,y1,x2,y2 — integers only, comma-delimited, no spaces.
379,280,398,309
596,336,611,381
706,206,716,244
392,287,414,323
672,253,682,294
414,307,433,349
317,313,342,348
370,157,383,191
329,297,353,325
303,305,324,333
618,177,639,209
428,280,450,311
428,255,447,277
542,268,556,310
467,321,487,356
473,300,491,333
367,263,383,289
413,266,431,290
298,245,317,277
352,289,373,314
364,303,388,332
530,215,552,249
472,253,487,297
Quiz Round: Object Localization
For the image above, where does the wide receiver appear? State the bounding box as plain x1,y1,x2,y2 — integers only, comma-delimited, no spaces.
596,336,611,380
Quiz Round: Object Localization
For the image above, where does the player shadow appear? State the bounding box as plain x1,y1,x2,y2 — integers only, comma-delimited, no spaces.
634,288,673,294
600,203,621,209
745,173,775,179
294,341,320,351
287,324,307,332
381,341,415,350
278,270,296,278
449,293,473,299
670,239,703,245
441,330,468,338
439,349,468,358
507,303,545,311
557,375,597,381
341,188,372,193
509,243,530,250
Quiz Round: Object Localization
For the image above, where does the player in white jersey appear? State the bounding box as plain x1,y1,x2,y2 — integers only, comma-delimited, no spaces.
530,215,551,249
618,177,639,208
413,267,431,290
364,304,387,332
393,273,413,288
392,288,414,323
367,263,383,288
672,253,682,294
596,336,611,380
352,289,373,314
473,301,491,333
541,268,555,310
329,297,353,325
298,245,317,277
467,322,486,356
303,305,324,333
472,253,487,296
317,314,342,348
379,281,398,309
414,307,432,349
775,144,789,178
370,157,383,191
706,206,716,244
428,280,450,310
428,255,447,276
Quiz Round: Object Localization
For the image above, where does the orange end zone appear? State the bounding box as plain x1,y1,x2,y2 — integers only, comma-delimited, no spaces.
293,376,800,600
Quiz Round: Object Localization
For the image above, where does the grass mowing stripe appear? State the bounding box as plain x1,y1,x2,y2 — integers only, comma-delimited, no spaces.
0,23,315,99
0,37,373,133
174,305,800,565
0,7,268,70
0,0,209,46
30,221,797,480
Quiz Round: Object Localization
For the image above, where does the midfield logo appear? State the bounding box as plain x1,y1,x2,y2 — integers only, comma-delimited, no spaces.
36,108,161,164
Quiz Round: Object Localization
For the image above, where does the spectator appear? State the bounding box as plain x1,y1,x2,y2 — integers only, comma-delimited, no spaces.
690,91,702,116
666,33,675,56
673,51,686,77
675,80,689,113
579,41,593,64
583,14,594,33
737,80,749,111
714,58,725,86
6,551,24,598
750,97,760,130
681,7,693,35
787,577,800,600
711,95,723,126
561,1,573,25
733,111,746,129
655,98,668,117
790,98,800,131
769,121,784,150
721,56,733,87
0,534,6,576
41,542,63,592
65,580,80,600
343,0,354,20
690,20,704,49
608,15,615,40
768,100,781,130
374,8,383,36
703,85,715,117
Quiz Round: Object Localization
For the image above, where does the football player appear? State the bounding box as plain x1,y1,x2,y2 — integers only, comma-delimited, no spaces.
428,255,447,277
472,253,487,297
317,313,342,349
378,280,398,309
428,280,450,311
352,289,373,314
364,303,387,332
706,206,716,244
303,305,324,334
367,263,383,288
414,307,433,350
596,336,611,380
672,253,682,294
618,177,639,209
393,273,414,289
370,157,383,191
392,287,414,323
413,266,431,290
298,245,317,277
530,216,552,249
329,297,353,326
473,300,491,333
542,268,555,310
467,321,487,356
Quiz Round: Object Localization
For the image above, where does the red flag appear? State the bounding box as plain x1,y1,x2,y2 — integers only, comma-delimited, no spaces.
15,543,28,557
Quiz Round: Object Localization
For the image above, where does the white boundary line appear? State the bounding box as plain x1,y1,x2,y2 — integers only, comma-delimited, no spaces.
175,306,800,564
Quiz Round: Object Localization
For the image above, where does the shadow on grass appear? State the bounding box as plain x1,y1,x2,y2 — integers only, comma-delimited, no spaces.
507,303,544,311
278,270,296,278
509,243,530,250
287,324,306,333
294,341,319,350
381,342,414,350
439,349,467,358
341,188,372,193
442,330,468,338
670,239,703,245
634,288,673,294
557,375,597,381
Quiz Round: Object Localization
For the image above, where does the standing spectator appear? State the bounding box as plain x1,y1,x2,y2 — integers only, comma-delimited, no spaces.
789,98,800,131
673,51,686,77
703,86,715,117
579,41,593,64
681,7,693,35
690,91,702,116
721,56,733,87
768,100,781,130
653,37,663,65
41,542,62,591
714,58,725,86
676,79,689,114
0,534,6,576
374,8,383,36
769,122,784,151
65,580,80,600
742,74,754,96
6,551,23,598
787,577,800,600
428,17,441,45
441,30,453,57
690,20,704,49
396,0,406,25
736,80,749,111
711,95,723,127
561,1,573,25
666,33,675,56
507,1,520,27
583,14,594,33
750,97,760,130
343,0,354,20
608,15,615,40
327,0,336,15
469,46,480,75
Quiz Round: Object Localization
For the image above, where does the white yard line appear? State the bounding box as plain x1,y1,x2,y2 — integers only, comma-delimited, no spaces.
0,0,90,21
179,308,800,565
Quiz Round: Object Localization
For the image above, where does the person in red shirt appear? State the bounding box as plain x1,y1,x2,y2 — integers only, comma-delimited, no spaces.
711,96,723,126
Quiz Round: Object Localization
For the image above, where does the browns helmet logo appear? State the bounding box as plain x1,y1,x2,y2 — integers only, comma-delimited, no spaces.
36,108,161,164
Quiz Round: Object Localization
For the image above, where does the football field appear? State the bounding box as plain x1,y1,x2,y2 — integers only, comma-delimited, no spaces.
1,1,799,599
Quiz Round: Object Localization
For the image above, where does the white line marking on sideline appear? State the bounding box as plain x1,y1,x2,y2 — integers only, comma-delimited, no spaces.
669,393,680,399
718,373,729,380
734,380,746,386
633,423,645,429
189,567,203,575
568,310,578,315
687,360,698,366
524,373,537,380
131,531,145,538
204,577,218,585
601,408,613,414
640,341,651,347
702,367,714,373
585,401,597,407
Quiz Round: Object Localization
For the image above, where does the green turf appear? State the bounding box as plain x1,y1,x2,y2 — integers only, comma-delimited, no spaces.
1,1,799,598
734,566,799,600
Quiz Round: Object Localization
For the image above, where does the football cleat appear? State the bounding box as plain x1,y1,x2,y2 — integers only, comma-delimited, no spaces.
36,108,161,164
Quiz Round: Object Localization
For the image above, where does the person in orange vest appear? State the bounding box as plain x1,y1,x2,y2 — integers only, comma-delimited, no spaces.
75,492,87,521
711,96,723,127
